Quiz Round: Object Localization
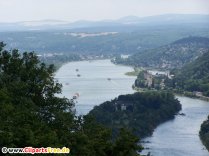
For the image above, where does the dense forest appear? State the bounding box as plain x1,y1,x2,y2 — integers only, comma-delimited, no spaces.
130,50,209,151
88,91,181,138
166,51,209,151
200,116,209,151
1,24,209,55
0,42,144,156
39,53,82,70
165,51,209,96
132,51,209,97
114,36,209,69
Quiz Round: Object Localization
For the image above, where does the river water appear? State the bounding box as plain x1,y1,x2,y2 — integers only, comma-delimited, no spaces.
55,59,136,115
55,60,209,156
141,96,209,156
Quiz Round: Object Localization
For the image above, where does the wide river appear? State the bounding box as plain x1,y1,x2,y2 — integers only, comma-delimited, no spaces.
55,59,136,115
55,59,209,156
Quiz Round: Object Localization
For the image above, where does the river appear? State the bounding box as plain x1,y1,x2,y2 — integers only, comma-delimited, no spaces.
141,96,209,156
55,60,209,156
55,59,136,115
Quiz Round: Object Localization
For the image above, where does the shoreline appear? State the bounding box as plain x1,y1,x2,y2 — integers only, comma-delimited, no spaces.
174,92,209,102
53,58,110,72
133,86,209,102
116,61,209,102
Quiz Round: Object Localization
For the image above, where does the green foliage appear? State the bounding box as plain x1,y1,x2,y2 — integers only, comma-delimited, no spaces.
200,116,209,151
134,70,166,90
0,42,74,147
0,42,142,155
166,51,209,96
88,91,181,138
114,36,209,69
40,54,81,70
1,24,209,55
112,128,142,156
135,71,151,88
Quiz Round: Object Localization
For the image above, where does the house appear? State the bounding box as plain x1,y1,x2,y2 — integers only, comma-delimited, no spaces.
115,101,134,112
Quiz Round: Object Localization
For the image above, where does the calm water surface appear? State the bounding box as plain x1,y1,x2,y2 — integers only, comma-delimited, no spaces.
55,60,209,155
141,96,209,156
55,59,136,115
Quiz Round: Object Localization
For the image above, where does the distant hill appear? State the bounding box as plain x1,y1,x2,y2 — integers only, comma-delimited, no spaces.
115,36,209,69
0,14,209,32
168,51,209,96
1,14,209,55
1,29,209,55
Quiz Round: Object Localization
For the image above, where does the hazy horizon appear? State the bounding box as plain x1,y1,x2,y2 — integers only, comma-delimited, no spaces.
1,13,209,24
0,0,209,23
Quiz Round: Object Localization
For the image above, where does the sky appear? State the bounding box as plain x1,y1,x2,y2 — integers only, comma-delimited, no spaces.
0,0,209,23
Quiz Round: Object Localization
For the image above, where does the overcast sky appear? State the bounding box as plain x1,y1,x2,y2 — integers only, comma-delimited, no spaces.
0,0,209,23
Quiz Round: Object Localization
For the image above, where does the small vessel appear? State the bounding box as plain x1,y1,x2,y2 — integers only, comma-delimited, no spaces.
107,78,111,81
65,83,69,85
179,113,186,116
73,93,80,99
76,69,79,72
77,74,81,77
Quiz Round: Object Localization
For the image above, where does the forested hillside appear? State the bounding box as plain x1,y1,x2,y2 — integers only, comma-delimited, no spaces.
166,51,209,96
88,91,181,138
1,24,209,55
200,116,209,151
114,36,209,69
0,42,143,156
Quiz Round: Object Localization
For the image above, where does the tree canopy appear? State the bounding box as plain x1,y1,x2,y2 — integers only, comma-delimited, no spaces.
0,42,142,155
88,91,181,138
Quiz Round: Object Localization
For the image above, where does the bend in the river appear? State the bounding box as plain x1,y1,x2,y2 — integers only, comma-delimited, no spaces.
55,59,209,156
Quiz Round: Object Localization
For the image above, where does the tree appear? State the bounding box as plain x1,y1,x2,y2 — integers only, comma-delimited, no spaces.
0,42,143,155
0,42,74,147
113,128,143,156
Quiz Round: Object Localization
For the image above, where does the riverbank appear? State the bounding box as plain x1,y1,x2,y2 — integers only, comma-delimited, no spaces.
133,86,209,102
129,68,209,102
88,91,181,138
55,59,209,155
45,54,114,72
124,67,142,76
141,96,209,156
118,61,209,103
200,116,209,152
174,91,209,102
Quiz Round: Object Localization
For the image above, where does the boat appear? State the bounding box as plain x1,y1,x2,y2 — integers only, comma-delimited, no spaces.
77,74,81,77
179,113,186,116
107,78,111,81
76,69,79,72
73,93,80,99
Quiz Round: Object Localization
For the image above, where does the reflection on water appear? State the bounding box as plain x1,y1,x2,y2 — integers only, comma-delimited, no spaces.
55,59,136,115
141,96,209,156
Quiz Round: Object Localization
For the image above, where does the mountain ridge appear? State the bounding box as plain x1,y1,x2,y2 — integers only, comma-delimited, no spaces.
114,36,209,69
1,14,209,32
